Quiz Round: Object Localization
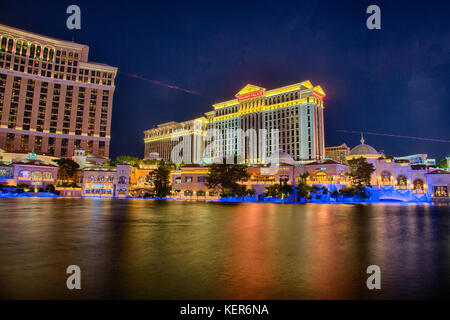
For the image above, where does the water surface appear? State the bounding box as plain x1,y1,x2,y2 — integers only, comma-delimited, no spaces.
0,198,448,299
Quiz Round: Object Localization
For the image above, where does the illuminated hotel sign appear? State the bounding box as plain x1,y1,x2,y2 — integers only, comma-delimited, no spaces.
238,90,263,101
312,90,324,99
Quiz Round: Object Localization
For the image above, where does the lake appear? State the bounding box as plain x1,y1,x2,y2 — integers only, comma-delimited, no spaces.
0,198,448,299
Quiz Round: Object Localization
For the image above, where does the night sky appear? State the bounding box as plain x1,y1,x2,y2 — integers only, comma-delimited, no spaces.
1,0,449,160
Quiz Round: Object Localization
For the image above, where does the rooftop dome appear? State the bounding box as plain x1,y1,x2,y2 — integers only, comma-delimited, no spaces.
349,134,379,156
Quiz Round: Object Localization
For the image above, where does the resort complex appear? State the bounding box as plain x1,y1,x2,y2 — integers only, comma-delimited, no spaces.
1,136,450,203
0,24,448,204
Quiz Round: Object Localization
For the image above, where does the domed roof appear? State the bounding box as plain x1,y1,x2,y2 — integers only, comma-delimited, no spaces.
349,134,379,156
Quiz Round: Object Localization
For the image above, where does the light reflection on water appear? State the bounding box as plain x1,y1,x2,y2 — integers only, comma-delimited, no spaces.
0,198,448,299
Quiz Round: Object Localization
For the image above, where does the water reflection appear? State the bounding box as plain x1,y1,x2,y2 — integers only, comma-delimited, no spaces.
0,199,448,299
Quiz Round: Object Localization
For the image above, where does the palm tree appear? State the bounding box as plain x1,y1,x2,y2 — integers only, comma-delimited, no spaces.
52,158,80,185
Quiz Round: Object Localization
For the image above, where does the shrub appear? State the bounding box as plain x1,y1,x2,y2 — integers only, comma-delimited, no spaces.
331,190,339,199
45,184,56,193
296,182,311,199
338,187,357,198
16,183,29,190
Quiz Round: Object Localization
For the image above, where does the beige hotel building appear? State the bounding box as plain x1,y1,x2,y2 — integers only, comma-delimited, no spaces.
144,119,207,164
145,81,326,164
0,24,117,158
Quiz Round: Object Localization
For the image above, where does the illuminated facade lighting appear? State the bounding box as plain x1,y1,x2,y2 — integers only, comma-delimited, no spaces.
144,81,326,164
0,24,118,158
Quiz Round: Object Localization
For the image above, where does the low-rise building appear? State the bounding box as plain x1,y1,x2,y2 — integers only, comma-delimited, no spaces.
299,160,349,187
166,140,450,203
81,163,131,198
344,135,449,201
172,164,219,200
12,153,58,190
425,169,450,201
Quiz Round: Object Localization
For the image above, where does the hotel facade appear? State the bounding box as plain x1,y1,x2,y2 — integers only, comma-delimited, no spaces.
144,82,326,164
166,140,450,203
325,143,351,164
0,24,117,158
144,119,207,164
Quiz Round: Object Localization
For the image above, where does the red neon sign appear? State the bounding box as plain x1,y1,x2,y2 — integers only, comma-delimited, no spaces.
238,90,263,101
312,91,324,99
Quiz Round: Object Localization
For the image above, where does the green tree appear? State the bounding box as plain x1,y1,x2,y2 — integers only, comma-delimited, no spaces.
280,183,294,198
346,157,375,187
52,158,80,182
45,184,56,193
296,183,311,199
330,190,339,199
355,185,369,199
232,184,255,198
264,182,294,199
247,188,256,197
143,192,154,198
338,186,357,198
264,184,279,198
115,155,142,167
295,172,311,200
438,158,448,170
16,183,30,191
149,161,172,198
297,172,309,184
206,163,250,197
336,186,369,199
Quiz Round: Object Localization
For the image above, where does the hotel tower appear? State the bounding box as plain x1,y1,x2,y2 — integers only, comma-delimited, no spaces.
145,81,326,164
0,24,117,158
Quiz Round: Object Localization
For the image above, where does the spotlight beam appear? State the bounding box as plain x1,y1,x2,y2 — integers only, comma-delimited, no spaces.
119,71,200,95
337,130,450,143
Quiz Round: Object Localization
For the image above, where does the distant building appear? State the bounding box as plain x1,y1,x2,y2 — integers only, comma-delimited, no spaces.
72,148,109,169
346,135,383,161
0,152,57,189
0,24,118,158
144,119,207,164
81,163,131,198
394,154,435,166
345,136,450,200
325,143,350,163
144,151,161,161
